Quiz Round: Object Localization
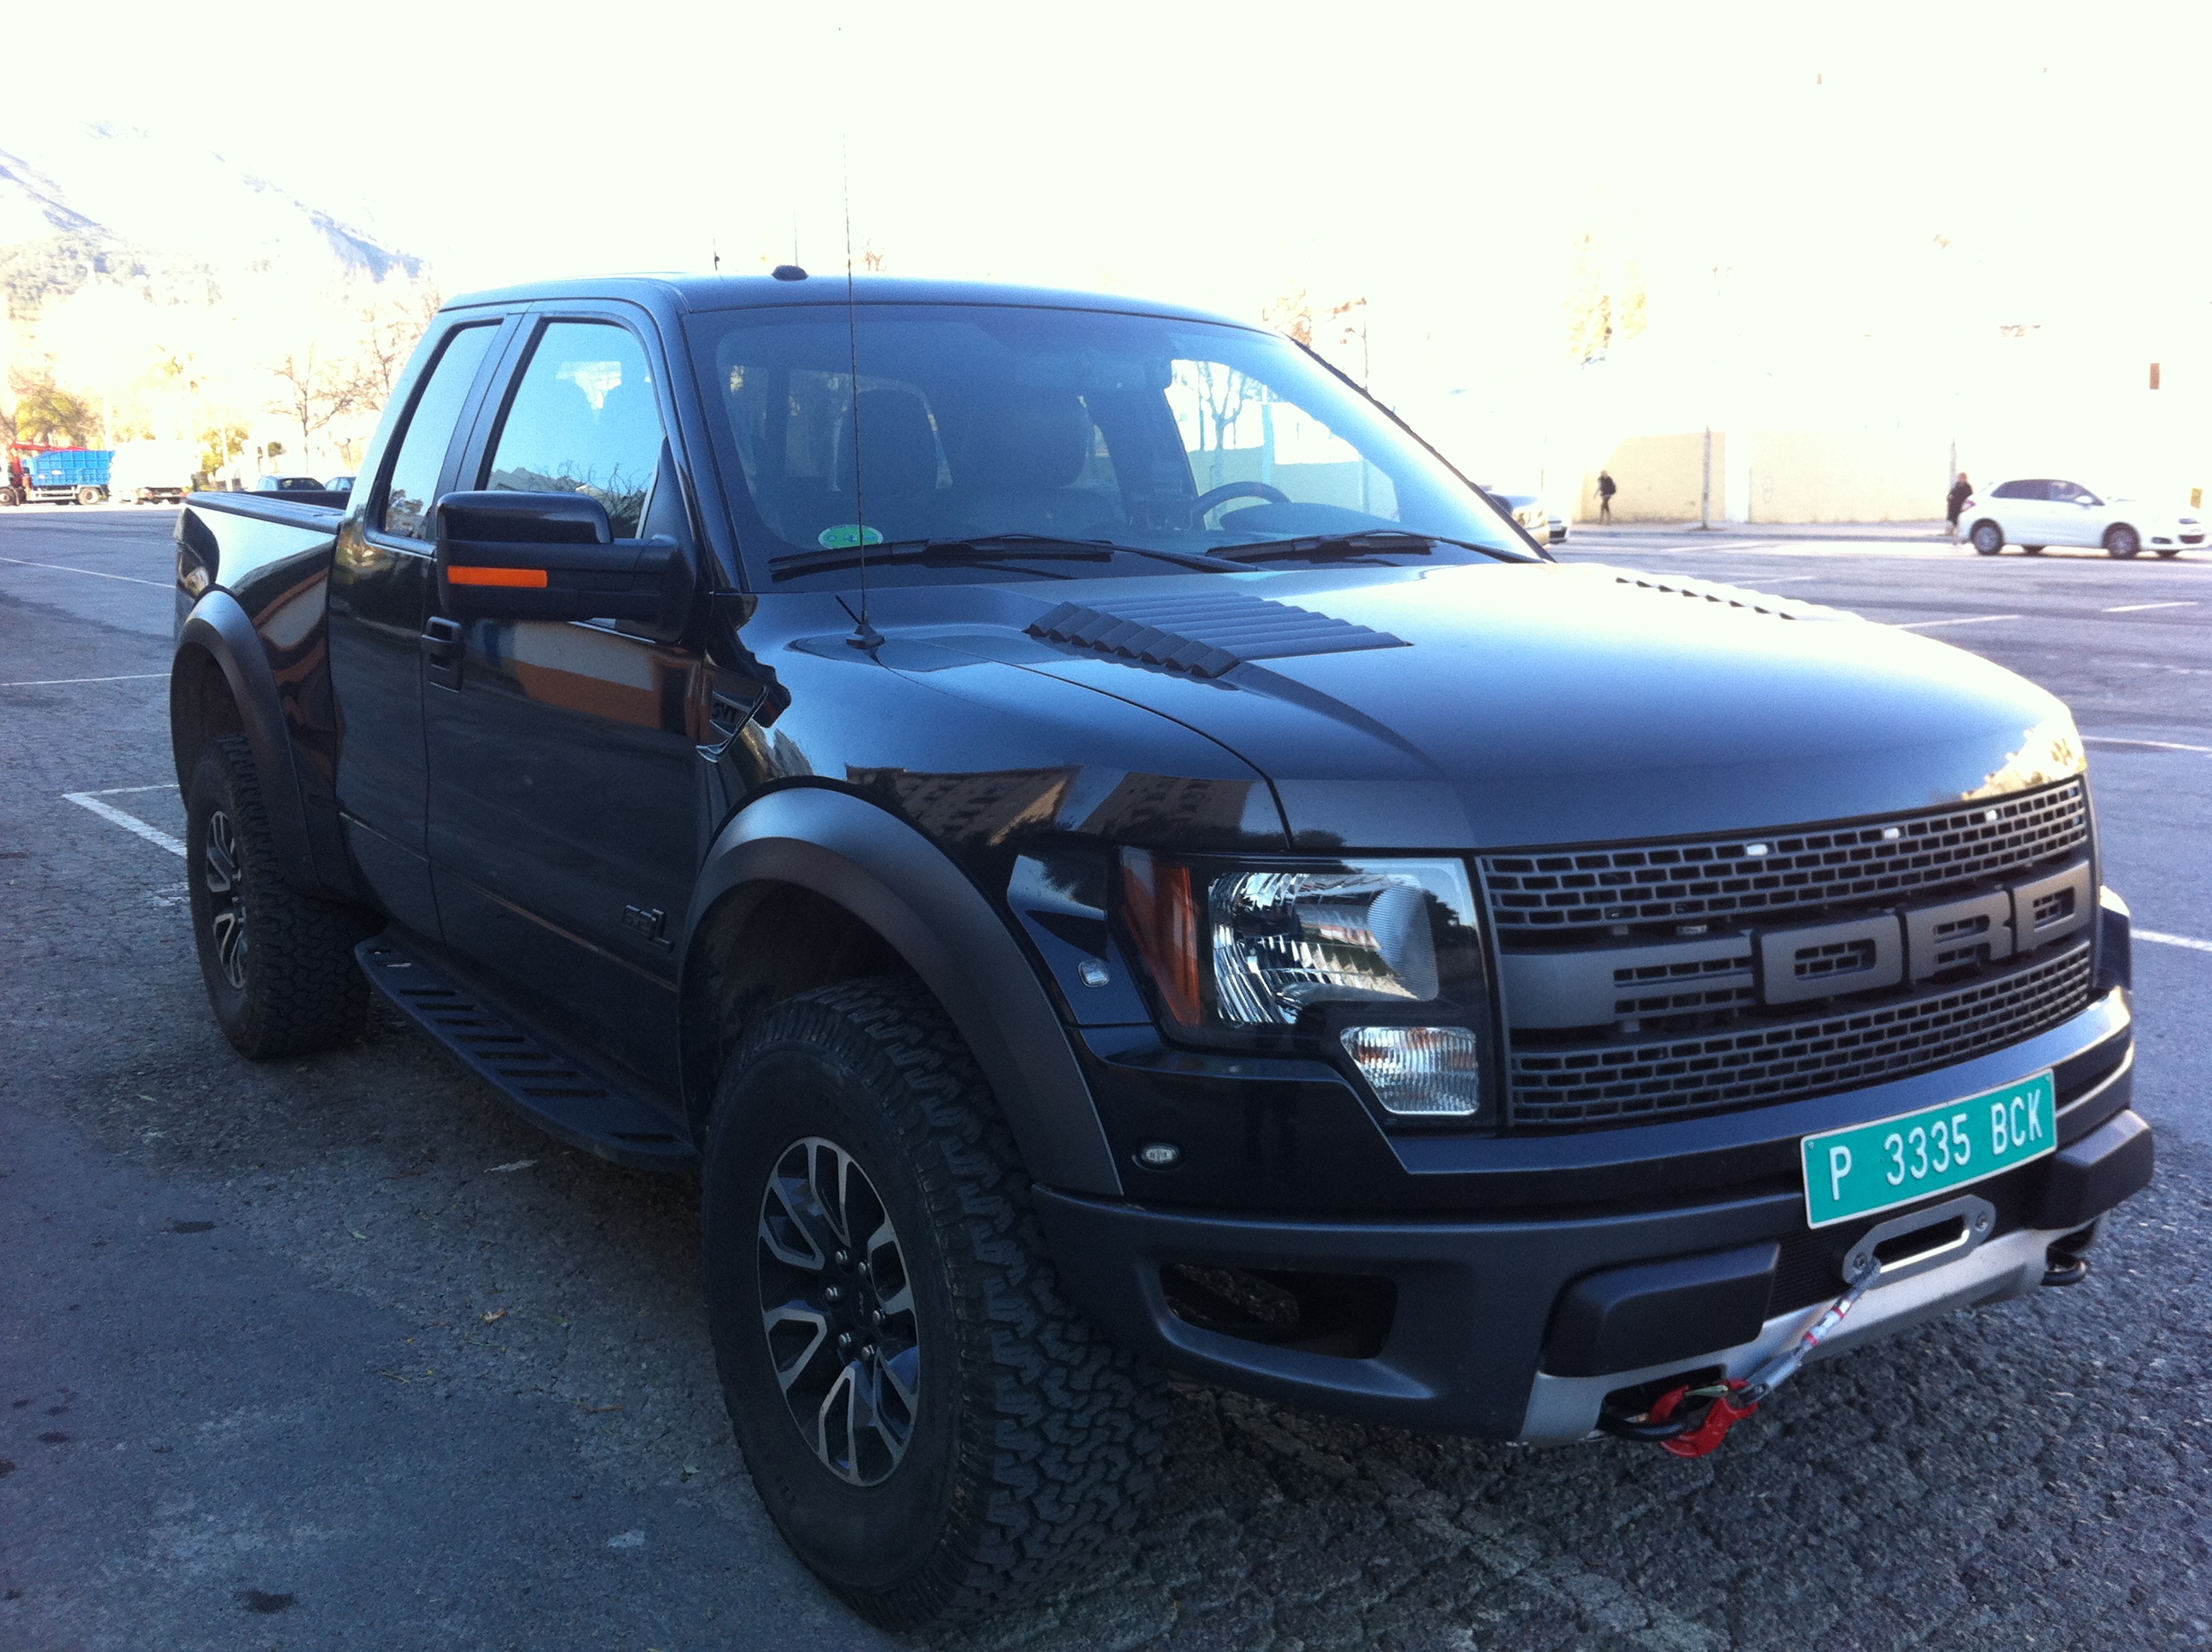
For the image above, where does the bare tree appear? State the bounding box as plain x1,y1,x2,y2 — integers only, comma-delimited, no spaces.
266,347,364,457
350,282,444,410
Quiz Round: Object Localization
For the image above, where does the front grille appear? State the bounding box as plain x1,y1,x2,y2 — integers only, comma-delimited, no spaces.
1480,780,2087,934
1508,940,2093,1126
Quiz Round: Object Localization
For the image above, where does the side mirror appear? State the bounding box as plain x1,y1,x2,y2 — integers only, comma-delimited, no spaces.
434,491,690,628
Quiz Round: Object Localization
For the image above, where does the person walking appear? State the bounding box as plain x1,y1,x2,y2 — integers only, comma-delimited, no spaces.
1597,468,1617,524
1945,471,1972,538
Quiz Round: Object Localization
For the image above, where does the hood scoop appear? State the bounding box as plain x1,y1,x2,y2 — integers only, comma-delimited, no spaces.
1025,591,1408,680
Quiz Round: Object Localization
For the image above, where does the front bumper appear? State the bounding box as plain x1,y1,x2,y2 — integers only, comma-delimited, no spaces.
1037,1001,2147,1440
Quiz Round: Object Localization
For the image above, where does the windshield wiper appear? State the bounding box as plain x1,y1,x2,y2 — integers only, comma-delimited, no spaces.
770,534,1119,580
770,532,1250,580
1206,529,1518,566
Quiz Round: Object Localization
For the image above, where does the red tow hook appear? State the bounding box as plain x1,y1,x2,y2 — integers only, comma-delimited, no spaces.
1600,1253,1879,1458
1647,1380,1760,1458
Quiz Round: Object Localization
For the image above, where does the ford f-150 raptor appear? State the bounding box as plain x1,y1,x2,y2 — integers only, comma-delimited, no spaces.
167,272,2151,1628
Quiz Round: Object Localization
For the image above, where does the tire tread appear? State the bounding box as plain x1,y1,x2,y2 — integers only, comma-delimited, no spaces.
189,734,370,1059
719,978,1164,1629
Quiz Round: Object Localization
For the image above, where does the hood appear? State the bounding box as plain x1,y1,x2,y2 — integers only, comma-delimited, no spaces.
841,561,2080,852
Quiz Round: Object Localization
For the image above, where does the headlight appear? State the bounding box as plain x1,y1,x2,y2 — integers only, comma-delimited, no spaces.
1120,852,1493,1120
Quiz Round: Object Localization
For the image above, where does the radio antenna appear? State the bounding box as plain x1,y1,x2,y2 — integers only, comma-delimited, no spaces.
842,128,881,649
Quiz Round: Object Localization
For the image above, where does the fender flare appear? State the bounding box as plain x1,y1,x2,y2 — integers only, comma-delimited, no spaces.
172,590,335,898
683,787,1125,1197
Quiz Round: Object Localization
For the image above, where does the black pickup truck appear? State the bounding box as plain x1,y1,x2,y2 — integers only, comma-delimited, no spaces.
168,273,2152,1627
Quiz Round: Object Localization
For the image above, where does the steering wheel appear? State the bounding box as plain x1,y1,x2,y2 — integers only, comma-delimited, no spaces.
1188,480,1289,526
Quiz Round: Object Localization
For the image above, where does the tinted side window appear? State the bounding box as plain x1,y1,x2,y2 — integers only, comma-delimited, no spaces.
485,322,663,538
1991,480,2027,499
381,323,498,539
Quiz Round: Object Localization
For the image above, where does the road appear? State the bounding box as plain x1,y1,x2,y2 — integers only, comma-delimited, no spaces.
3,507,2209,1651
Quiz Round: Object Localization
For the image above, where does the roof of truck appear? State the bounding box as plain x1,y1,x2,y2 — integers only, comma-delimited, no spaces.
442,272,1264,331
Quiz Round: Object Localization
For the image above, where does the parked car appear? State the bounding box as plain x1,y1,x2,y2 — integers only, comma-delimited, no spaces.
168,273,2151,1629
1546,509,1568,544
324,474,358,495
1960,478,2201,558
1481,486,1556,546
254,474,326,492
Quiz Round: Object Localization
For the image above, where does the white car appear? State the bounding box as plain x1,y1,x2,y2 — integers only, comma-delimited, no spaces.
1959,478,2202,559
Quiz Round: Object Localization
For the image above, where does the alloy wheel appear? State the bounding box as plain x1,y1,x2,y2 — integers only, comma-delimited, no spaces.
203,807,249,989
756,1136,921,1486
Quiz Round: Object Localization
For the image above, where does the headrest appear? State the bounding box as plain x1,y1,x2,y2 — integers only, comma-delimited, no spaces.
835,388,940,497
962,391,1093,492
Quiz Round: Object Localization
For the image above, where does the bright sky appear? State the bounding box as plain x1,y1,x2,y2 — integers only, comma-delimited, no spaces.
15,0,2212,484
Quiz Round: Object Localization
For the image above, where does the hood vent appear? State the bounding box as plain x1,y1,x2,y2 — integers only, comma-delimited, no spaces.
1607,569,1854,622
1025,591,1408,680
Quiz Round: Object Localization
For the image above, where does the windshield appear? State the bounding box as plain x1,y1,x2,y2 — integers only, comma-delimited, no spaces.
686,302,1534,590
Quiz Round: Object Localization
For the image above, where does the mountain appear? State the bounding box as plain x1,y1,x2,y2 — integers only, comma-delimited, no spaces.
0,122,434,465
0,123,422,316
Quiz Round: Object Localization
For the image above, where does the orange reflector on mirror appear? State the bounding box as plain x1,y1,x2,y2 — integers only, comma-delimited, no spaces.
449,566,548,588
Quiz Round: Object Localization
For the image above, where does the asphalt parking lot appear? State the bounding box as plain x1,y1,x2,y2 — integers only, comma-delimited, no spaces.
3,506,2209,1651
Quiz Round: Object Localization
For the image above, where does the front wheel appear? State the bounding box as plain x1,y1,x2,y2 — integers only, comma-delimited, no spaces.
2106,525,2142,558
702,979,1163,1631
1970,521,2004,555
186,735,372,1058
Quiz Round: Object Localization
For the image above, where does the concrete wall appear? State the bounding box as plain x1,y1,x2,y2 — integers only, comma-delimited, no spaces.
1575,427,1953,523
1580,431,1722,521
1742,428,1947,523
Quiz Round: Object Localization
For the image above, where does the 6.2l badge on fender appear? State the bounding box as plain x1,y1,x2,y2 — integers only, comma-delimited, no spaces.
1802,1072,2058,1228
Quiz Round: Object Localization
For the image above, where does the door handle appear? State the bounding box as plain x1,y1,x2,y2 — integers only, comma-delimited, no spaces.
421,617,464,689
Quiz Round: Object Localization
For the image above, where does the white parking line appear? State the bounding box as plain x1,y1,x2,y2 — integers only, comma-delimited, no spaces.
2084,736,2212,754
1895,614,2023,630
2103,602,2197,613
0,555,172,589
63,791,185,857
1,672,167,688
2139,930,2212,956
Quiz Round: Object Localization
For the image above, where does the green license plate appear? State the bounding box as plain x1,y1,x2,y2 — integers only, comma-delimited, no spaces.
1802,1071,2057,1228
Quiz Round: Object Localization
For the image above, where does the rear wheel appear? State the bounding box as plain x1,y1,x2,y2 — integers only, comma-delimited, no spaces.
702,978,1164,1630
2106,525,2141,558
74,486,100,506
1970,521,2004,555
185,735,372,1058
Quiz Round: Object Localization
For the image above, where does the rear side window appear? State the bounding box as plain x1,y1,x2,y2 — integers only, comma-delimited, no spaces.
1991,480,2029,499
381,323,498,540
484,322,664,538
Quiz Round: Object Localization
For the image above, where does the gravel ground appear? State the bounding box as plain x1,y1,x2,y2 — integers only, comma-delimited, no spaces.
3,509,2209,1650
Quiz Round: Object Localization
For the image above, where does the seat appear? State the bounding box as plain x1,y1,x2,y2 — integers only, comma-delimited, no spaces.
830,387,951,542
957,390,1117,537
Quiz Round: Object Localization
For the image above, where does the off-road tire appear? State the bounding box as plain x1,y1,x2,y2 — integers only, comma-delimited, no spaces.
701,978,1165,1631
185,734,371,1059
1970,521,2003,555
2105,525,2141,559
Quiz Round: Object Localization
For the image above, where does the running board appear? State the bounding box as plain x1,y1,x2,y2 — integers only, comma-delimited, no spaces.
357,933,697,1172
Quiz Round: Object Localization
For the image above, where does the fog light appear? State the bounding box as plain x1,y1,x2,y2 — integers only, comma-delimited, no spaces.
1341,1026,1483,1117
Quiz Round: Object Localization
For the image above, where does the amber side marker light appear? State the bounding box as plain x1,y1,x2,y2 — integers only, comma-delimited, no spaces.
448,567,548,588
1121,849,1202,1029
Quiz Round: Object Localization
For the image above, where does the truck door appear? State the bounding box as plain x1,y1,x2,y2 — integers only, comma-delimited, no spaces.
422,312,703,1090
327,318,507,936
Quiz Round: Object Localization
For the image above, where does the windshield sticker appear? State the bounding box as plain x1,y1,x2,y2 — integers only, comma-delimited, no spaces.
818,524,886,550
